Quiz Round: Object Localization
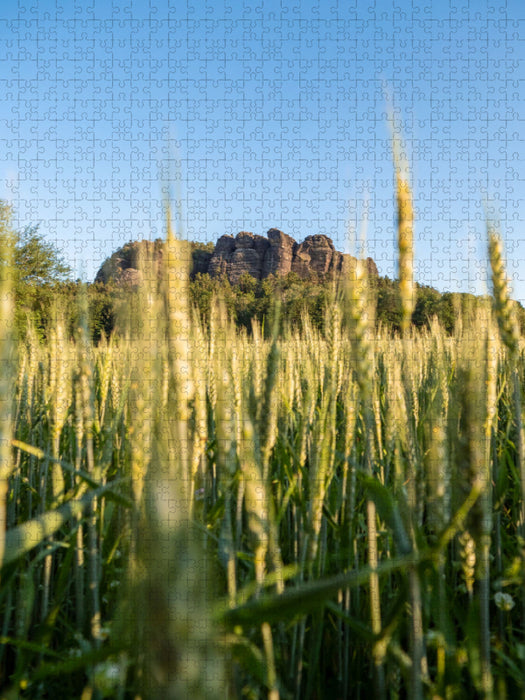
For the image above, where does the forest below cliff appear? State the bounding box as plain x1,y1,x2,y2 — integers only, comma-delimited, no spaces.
10,224,525,342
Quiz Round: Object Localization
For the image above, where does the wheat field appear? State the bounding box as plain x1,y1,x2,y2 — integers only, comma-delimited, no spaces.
0,180,524,699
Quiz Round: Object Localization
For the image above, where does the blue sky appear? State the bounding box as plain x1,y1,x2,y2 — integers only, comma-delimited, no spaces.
0,0,524,302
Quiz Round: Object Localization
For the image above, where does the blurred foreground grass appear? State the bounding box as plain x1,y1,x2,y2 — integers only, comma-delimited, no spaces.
0,183,524,700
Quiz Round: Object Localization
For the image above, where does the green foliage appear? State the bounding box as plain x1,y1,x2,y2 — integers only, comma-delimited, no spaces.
375,276,402,330
412,283,442,328
0,204,119,343
14,224,71,286
437,291,456,334
190,272,228,326
0,210,73,339
94,265,525,342
85,282,116,342
5,214,525,345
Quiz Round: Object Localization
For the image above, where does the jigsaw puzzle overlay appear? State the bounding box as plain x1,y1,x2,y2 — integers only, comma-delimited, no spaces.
1,0,523,299
0,1,524,698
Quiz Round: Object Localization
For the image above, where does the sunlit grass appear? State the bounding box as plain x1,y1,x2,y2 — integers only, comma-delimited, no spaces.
0,178,524,700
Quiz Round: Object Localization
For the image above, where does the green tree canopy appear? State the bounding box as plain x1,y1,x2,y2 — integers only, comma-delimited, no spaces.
14,224,71,286
0,201,74,337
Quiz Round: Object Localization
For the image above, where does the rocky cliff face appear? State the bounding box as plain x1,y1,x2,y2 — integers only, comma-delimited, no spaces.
95,239,165,285
207,229,378,284
95,230,378,286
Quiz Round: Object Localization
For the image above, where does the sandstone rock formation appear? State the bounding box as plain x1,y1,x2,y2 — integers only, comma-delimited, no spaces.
95,230,378,286
206,229,378,284
291,234,334,278
95,239,165,285
262,228,295,277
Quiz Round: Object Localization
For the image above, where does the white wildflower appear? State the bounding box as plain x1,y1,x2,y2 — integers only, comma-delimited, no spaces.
494,592,515,611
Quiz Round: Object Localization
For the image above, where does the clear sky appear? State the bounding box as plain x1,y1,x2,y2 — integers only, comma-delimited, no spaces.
0,0,523,302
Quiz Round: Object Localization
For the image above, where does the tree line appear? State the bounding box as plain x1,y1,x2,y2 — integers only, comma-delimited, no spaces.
6,207,525,342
